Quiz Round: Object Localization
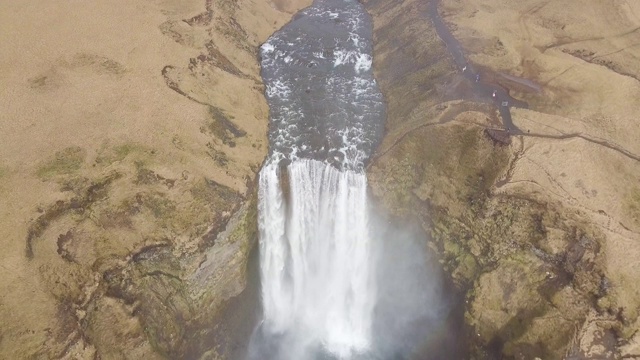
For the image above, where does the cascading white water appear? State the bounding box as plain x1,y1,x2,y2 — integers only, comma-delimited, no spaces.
258,159,375,358
253,0,386,357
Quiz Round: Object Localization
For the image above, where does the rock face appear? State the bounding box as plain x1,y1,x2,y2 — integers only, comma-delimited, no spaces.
0,0,309,358
364,0,640,358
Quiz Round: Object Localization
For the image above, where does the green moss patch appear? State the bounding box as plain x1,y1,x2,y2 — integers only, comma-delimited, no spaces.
36,146,86,179
95,143,150,166
201,106,246,148
626,187,640,225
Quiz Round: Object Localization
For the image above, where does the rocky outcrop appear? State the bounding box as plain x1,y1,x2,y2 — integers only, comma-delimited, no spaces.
364,0,640,358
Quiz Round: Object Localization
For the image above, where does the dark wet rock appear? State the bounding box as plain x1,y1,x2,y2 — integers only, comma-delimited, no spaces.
485,128,512,145
200,106,247,148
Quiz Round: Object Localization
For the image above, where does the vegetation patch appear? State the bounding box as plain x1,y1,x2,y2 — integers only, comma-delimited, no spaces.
206,143,229,167
137,192,177,220
36,146,86,179
95,143,149,166
626,187,640,226
191,178,242,210
201,106,246,147
103,191,177,228
98,201,136,230
134,162,176,188
59,176,90,195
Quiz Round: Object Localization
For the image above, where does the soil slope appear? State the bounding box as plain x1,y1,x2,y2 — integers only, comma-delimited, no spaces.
0,0,309,358
364,0,640,358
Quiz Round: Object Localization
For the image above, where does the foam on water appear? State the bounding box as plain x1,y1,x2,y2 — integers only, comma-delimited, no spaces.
259,0,383,168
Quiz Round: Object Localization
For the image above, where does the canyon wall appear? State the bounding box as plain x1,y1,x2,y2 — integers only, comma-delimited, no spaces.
364,0,640,358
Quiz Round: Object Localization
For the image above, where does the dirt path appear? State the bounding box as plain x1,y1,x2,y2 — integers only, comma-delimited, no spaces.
428,0,527,134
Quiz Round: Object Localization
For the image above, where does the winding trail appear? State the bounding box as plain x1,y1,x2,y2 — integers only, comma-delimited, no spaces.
425,0,640,163
427,0,526,134
371,110,640,168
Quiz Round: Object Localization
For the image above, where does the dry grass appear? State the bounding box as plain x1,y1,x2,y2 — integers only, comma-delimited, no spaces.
0,0,311,357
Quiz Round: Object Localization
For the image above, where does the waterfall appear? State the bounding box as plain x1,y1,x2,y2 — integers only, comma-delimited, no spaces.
245,0,465,357
258,159,375,358
251,0,386,357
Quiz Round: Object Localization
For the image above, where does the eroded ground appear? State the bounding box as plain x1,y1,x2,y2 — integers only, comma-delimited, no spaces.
0,0,309,358
364,0,640,358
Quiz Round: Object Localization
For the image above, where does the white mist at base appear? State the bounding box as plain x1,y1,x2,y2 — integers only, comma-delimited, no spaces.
258,159,375,359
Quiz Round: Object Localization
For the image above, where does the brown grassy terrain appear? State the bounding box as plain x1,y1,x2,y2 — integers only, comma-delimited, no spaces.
0,0,309,358
365,0,640,358
441,1,640,356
